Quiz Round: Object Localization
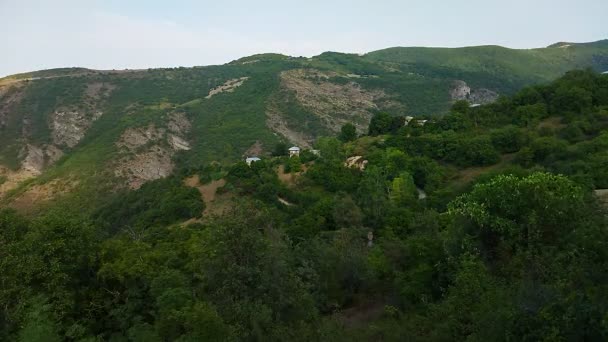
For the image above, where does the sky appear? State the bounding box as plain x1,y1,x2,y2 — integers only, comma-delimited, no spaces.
1,0,607,77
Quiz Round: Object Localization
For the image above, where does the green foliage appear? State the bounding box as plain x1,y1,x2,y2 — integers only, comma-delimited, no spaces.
3,67,608,340
388,172,417,206
94,177,203,233
338,123,357,142
272,142,288,156
18,297,62,342
368,112,401,136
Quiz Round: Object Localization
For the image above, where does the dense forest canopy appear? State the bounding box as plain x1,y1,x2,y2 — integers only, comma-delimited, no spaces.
1,70,608,341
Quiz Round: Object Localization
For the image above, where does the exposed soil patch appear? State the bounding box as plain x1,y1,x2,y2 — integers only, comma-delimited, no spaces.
279,69,385,134
115,125,173,189
276,164,308,187
595,189,608,208
184,175,228,215
266,99,314,148
114,119,192,189
115,145,174,190
205,77,249,99
0,166,37,199
116,124,165,151
455,153,516,184
9,178,78,213
167,111,191,135
51,109,103,148
538,116,567,130
243,140,264,157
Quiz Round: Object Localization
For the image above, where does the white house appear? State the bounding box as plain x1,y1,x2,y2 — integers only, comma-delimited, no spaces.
245,157,261,166
404,116,414,126
288,146,300,157
469,103,481,108
603,71,608,75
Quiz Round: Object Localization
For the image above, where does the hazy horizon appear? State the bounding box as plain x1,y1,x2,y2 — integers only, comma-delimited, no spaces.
1,0,607,77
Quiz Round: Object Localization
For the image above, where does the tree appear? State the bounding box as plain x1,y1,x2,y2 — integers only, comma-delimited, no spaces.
332,193,363,229
356,166,388,227
287,155,302,173
17,297,61,342
272,142,288,156
389,172,417,207
368,113,393,136
338,123,357,142
446,172,587,263
451,100,470,114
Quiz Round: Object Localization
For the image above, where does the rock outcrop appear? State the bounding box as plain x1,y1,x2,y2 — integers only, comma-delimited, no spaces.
450,80,471,101
114,112,192,189
344,156,368,171
450,80,499,105
279,69,385,134
20,144,66,174
51,109,103,148
206,77,249,99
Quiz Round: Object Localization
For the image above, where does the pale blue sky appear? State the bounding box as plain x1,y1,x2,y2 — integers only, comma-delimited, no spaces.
1,0,607,77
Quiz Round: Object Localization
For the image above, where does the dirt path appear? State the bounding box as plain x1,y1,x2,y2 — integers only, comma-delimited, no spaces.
277,196,294,206
455,153,516,184
184,175,228,215
595,189,608,207
0,167,37,199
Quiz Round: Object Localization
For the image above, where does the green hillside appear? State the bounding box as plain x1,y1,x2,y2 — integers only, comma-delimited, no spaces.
0,40,607,207
365,40,608,92
1,69,608,341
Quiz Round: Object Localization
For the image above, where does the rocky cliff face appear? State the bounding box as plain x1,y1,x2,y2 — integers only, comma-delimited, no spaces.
114,111,192,189
267,68,404,147
450,80,471,101
450,80,499,105
51,109,103,148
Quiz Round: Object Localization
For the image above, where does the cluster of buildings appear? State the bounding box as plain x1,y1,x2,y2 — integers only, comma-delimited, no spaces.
404,116,429,127
245,146,301,166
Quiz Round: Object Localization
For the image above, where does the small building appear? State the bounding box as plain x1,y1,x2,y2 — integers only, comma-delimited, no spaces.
245,157,261,166
416,119,428,126
469,103,481,108
288,146,300,157
310,149,321,156
602,71,608,75
404,116,414,126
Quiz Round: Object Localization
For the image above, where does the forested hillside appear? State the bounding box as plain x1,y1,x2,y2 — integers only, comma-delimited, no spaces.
0,40,607,210
1,69,607,341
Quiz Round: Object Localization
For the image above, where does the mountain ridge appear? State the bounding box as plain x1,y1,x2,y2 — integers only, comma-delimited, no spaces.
1,39,607,209
3,39,607,80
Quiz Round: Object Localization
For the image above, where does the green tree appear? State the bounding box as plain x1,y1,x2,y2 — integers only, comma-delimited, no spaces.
451,100,470,114
338,123,357,142
389,172,417,207
357,166,388,227
18,297,61,342
368,113,393,136
272,142,288,156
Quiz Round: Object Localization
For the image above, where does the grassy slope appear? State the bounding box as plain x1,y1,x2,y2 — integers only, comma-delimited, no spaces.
365,40,608,92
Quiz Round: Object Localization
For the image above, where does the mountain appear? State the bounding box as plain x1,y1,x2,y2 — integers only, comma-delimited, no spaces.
1,40,607,210
1,67,608,341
